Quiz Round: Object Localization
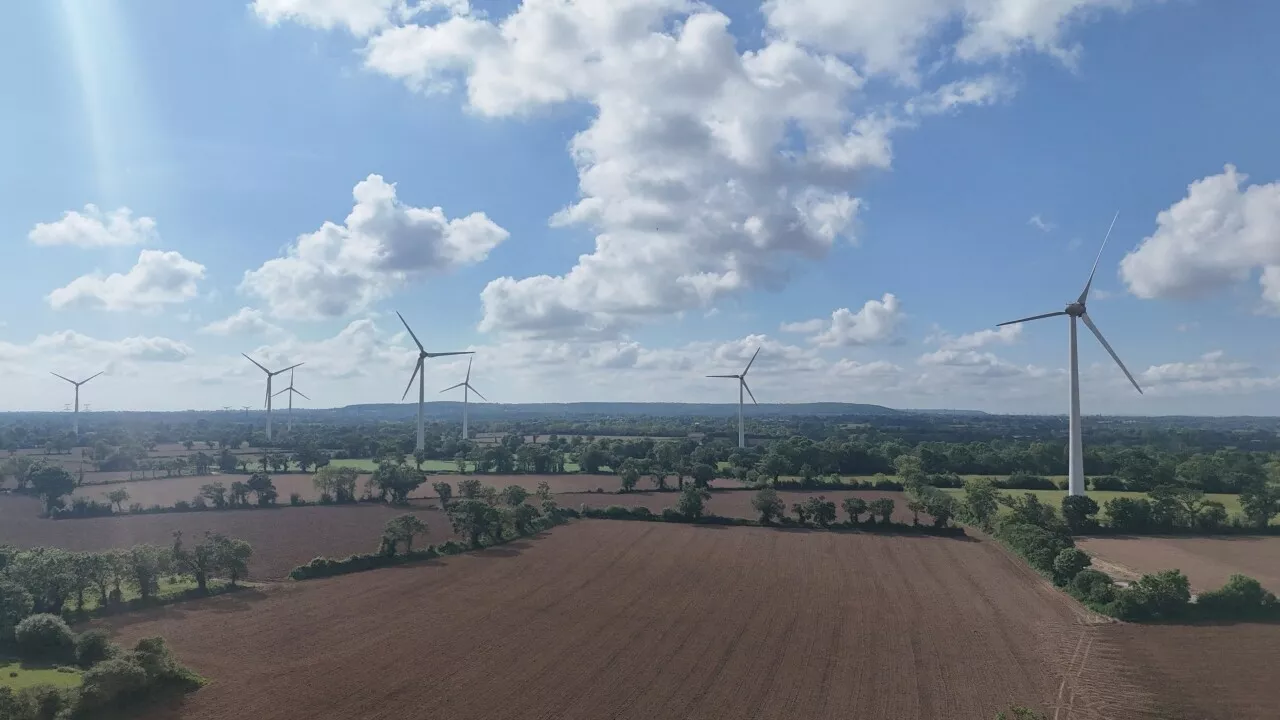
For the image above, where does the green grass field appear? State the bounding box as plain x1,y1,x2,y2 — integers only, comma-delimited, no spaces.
71,577,219,614
0,662,83,690
938,488,1250,520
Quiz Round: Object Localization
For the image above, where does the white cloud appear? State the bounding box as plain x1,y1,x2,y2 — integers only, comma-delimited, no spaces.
240,174,509,320
903,74,1016,116
786,293,903,347
251,0,410,37
28,205,158,248
1028,214,1053,232
761,0,1145,80
0,331,193,365
1141,350,1280,395
46,250,206,312
932,324,1022,351
199,308,282,336
1120,165,1280,311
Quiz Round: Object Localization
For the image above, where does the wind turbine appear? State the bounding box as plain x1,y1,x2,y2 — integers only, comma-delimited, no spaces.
51,371,103,435
271,368,309,434
707,347,760,449
997,212,1142,497
440,357,487,440
397,311,473,453
242,354,303,443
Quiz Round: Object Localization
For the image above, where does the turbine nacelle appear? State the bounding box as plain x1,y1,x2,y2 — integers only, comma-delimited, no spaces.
1065,302,1085,317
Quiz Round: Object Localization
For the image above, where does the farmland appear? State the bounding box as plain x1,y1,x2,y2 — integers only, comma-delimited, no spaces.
0,494,447,579
574,488,920,523
67,471,378,506
101,520,1167,720
1076,535,1280,592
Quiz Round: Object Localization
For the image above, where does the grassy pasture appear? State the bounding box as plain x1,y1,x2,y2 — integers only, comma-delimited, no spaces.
0,662,83,690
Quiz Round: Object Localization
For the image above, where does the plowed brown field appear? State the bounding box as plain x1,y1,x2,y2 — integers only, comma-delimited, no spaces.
0,495,448,579
1076,535,1280,592
98,520,1179,720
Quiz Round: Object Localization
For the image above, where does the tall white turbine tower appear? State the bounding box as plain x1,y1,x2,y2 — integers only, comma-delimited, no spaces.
440,357,487,440
397,311,473,453
271,368,309,434
998,213,1142,497
242,354,303,443
707,347,761,449
51,371,102,436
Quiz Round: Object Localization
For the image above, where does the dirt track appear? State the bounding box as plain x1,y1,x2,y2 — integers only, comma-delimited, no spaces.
0,495,449,579
1077,535,1280,591
99,520,1173,720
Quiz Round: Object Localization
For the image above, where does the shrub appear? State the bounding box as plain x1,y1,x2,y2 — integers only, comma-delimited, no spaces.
289,493,303,506
996,518,1073,575
1052,548,1091,585
75,629,118,668
751,487,784,524
77,656,150,711
677,485,710,520
1060,495,1099,534
1089,476,1126,491
0,580,34,646
804,496,837,528
14,613,76,663
436,540,467,555
842,496,869,524
1113,569,1191,621
1196,574,1279,619
660,507,682,522
1070,569,1116,604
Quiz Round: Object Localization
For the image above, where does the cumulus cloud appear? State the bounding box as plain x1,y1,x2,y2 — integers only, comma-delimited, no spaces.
1141,350,1280,394
240,174,509,320
931,324,1022,351
251,0,411,36
46,250,206,312
1120,165,1280,311
28,205,158,248
0,331,193,364
762,0,1146,80
784,294,903,347
199,308,282,336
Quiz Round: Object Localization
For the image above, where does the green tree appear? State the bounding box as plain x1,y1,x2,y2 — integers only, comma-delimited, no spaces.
433,481,453,509
0,579,34,646
125,545,169,601
1052,547,1091,585
371,462,424,505
200,481,228,509
868,497,896,524
751,487,784,524
791,502,809,525
805,496,837,528
448,499,501,548
894,454,927,491
383,514,429,554
457,478,483,499
677,485,711,520
619,462,641,492
1060,495,1099,534
842,496,868,524
29,464,76,514
171,531,216,593
1239,481,1280,529
500,484,529,506
246,472,277,506
105,488,130,512
229,481,250,507
691,463,716,489
13,614,75,664
961,477,1001,530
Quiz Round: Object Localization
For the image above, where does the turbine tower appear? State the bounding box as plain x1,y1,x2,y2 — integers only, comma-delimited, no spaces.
242,354,303,443
997,213,1142,497
271,368,309,434
440,357,487,440
707,347,760,449
51,371,102,436
397,311,473,453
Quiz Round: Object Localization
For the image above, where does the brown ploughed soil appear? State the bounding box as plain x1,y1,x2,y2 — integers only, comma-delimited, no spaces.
0,495,449,579
99,520,1173,720
1076,535,1280,591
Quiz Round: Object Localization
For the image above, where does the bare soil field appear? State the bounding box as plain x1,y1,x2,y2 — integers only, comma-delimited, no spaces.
0,495,449,580
576,489,922,524
69,473,375,506
1076,535,1280,592
97,520,1175,720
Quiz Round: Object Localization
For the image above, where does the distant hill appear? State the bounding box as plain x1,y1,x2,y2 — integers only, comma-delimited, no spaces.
326,401,905,421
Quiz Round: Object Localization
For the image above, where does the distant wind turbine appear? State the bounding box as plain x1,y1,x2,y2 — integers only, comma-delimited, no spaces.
397,311,473,453
707,347,760,449
242,354,303,443
51,371,102,435
997,212,1142,497
271,368,309,434
440,357,487,440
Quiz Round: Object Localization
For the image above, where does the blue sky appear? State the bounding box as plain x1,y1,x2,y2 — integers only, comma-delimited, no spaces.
2,0,1280,414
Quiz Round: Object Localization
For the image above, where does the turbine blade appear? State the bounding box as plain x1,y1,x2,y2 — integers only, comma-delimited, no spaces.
1079,211,1119,304
467,384,488,402
997,311,1067,327
741,379,758,405
465,356,472,383
396,311,426,352
294,389,310,401
272,388,289,397
50,372,74,384
401,359,422,402
272,362,304,376
425,351,474,358
439,382,466,394
242,353,269,373
706,374,739,378
742,346,761,375
82,371,104,385
1081,313,1142,394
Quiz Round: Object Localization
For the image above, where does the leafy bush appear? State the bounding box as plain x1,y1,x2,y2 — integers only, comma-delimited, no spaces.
436,540,466,555
75,629,118,668
677,485,710,520
1112,570,1191,621
14,613,76,663
1052,548,1091,585
1196,574,1279,619
289,493,303,506
1060,495,1099,534
752,487,784,524
77,656,150,711
842,496,869,524
660,508,683,522
1089,476,1126,491
995,517,1073,575
1070,569,1116,604
0,580,33,647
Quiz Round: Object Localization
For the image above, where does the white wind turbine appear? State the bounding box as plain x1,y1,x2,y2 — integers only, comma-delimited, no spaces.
440,357,487,440
997,213,1142,497
51,371,102,436
242,354,303,443
271,368,309,434
397,311,474,453
707,347,761,449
